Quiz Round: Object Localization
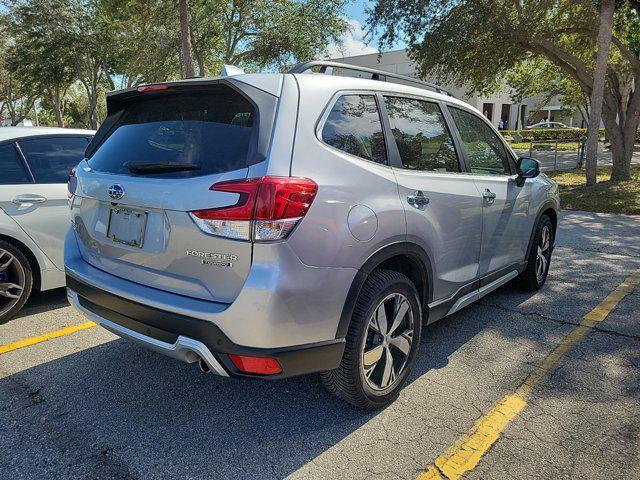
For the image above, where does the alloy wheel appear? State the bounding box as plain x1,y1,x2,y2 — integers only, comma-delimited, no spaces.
536,225,551,283
0,247,26,317
362,293,414,391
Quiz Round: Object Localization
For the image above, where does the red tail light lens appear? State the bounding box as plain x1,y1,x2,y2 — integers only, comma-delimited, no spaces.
137,84,171,93
67,166,77,198
254,177,318,220
228,354,282,375
190,176,317,241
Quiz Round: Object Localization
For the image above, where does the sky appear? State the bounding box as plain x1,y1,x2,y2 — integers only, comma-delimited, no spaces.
325,0,407,59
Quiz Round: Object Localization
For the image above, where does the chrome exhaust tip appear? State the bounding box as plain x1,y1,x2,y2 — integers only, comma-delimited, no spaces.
198,357,211,373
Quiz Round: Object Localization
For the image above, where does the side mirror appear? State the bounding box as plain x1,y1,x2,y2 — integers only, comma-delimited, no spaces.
515,157,540,187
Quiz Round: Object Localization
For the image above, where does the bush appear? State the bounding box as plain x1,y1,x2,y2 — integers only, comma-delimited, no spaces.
500,128,590,141
500,128,640,142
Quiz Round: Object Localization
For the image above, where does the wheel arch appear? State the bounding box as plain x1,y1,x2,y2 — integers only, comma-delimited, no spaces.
335,242,433,339
0,233,41,291
525,201,558,262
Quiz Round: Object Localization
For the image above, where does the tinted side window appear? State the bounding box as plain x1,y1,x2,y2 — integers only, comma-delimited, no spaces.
449,107,511,175
321,95,387,164
384,96,460,172
19,137,89,183
0,143,31,185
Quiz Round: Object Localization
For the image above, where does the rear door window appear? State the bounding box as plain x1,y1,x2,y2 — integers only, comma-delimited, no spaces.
0,143,31,184
321,94,387,164
19,136,90,184
384,96,460,172
88,86,256,178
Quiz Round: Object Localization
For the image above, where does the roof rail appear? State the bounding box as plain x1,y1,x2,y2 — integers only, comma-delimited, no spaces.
288,60,453,97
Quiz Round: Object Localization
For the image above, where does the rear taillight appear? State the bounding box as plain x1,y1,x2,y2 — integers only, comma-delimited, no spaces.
189,176,317,242
67,166,77,198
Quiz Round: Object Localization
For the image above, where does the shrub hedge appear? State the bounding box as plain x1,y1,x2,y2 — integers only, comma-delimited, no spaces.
500,128,640,142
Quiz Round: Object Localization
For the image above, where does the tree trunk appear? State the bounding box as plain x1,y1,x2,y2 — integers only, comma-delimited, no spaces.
585,0,615,186
81,81,98,130
601,85,640,182
51,87,64,128
87,93,98,129
178,0,195,78
196,53,205,77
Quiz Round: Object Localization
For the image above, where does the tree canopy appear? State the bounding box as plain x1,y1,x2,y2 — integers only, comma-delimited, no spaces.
369,0,640,181
0,0,349,127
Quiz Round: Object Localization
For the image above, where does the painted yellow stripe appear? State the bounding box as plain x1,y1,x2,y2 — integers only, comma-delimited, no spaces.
417,465,445,480
0,321,96,355
418,267,640,480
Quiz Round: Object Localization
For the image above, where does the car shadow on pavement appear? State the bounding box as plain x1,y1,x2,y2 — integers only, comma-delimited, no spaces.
3,244,639,479
1,296,506,480
11,287,69,321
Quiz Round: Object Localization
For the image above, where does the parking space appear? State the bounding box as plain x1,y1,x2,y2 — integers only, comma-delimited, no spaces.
1,211,639,480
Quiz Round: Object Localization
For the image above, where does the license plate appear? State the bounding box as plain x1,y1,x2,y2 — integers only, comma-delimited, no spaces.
106,206,147,248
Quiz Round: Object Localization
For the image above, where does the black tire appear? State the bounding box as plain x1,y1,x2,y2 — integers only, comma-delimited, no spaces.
517,215,554,291
321,269,422,409
0,240,33,325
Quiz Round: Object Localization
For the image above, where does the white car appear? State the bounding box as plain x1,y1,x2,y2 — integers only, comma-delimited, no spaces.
525,121,578,130
0,127,94,323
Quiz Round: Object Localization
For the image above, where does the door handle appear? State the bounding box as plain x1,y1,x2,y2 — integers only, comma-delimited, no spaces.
12,195,47,205
407,191,430,209
482,189,496,200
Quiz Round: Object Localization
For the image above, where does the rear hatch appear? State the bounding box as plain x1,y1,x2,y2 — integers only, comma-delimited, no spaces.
70,80,278,303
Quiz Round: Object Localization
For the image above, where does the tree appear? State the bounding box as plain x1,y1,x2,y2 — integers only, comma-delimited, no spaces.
188,0,225,76
188,0,349,73
585,0,615,185
506,57,590,129
0,23,37,126
101,0,180,87
178,0,195,77
6,0,78,127
71,0,118,128
369,0,640,182
0,59,37,126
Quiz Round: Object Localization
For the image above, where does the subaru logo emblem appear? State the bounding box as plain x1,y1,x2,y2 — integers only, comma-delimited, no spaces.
108,184,125,200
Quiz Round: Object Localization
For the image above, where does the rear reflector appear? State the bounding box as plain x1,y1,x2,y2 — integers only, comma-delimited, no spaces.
190,176,317,242
228,354,282,375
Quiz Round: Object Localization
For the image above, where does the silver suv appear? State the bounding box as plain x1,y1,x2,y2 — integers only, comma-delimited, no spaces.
65,62,559,408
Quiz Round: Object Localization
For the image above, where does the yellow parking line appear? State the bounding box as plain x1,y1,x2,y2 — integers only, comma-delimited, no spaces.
419,267,640,480
0,321,96,355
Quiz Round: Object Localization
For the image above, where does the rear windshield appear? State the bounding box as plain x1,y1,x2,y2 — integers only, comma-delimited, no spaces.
88,86,256,177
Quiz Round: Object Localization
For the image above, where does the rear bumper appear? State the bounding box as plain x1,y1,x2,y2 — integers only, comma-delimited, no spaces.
67,286,229,376
67,274,345,379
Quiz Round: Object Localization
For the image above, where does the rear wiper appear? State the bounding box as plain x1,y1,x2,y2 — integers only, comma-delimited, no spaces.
124,162,201,174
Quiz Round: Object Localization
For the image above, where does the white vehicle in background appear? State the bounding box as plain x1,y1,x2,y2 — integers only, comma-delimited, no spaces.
525,121,578,130
0,127,94,323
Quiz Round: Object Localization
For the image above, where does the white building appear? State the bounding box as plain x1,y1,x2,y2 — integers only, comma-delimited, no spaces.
330,49,586,130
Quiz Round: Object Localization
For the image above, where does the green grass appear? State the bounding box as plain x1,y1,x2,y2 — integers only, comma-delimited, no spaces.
548,164,640,215
509,142,531,150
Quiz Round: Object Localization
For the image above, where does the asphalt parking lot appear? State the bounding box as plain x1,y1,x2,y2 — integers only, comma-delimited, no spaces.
1,211,639,480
